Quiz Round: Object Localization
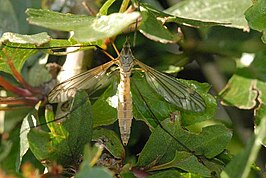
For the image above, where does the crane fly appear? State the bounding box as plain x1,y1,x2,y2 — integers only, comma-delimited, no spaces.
48,41,206,145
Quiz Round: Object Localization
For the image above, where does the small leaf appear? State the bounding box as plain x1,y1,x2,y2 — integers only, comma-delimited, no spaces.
19,114,32,169
99,0,116,15
150,151,211,177
77,145,111,178
139,6,181,43
0,32,89,53
0,44,37,75
44,105,68,143
26,8,140,42
92,128,125,159
92,79,118,127
0,32,51,46
80,144,103,168
165,0,252,29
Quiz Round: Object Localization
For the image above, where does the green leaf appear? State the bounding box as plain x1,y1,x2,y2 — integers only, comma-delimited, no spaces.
141,3,226,29
0,139,12,163
0,45,37,75
131,72,216,128
136,118,231,176
0,32,62,76
26,8,140,42
131,72,177,129
220,52,266,139
44,105,68,142
0,32,51,46
76,165,113,178
99,0,116,15
28,91,93,168
139,6,181,43
220,67,257,109
179,173,205,178
221,117,266,178
147,170,181,178
178,79,217,126
0,127,21,172
2,102,32,133
120,171,137,178
19,113,33,170
92,79,118,127
0,32,92,52
24,54,52,87
92,128,125,159
165,0,252,29
245,0,266,43
80,144,103,168
77,145,112,177
151,151,211,177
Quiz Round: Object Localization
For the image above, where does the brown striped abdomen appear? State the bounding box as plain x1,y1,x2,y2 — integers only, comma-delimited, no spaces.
117,72,133,145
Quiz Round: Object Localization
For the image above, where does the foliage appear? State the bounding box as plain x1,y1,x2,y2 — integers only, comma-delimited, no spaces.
0,0,266,177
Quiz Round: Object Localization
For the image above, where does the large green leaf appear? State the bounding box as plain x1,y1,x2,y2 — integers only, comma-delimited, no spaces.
165,0,252,29
138,3,229,43
245,0,266,43
26,8,140,42
136,118,231,176
27,91,93,169
141,3,226,29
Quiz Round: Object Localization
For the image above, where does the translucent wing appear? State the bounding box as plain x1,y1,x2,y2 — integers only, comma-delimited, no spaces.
48,60,115,103
135,59,206,112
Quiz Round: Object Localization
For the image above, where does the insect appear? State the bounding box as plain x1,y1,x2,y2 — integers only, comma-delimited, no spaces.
48,40,206,145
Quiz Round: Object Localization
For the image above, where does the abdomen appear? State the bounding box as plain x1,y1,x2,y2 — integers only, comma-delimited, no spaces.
117,72,133,145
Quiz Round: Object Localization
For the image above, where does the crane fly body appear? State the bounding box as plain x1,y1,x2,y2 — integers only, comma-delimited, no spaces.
48,41,206,145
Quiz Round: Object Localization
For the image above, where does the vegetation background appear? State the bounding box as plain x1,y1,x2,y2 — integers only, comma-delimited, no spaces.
0,0,266,177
